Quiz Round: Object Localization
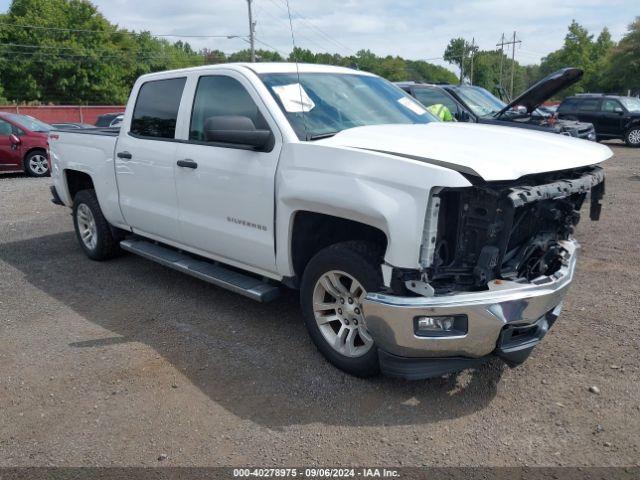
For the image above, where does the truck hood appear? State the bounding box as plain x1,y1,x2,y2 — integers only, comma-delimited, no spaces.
316,123,612,181
497,67,583,116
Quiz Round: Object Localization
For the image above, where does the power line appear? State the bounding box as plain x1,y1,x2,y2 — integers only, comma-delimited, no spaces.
265,0,355,55
283,2,355,54
0,21,246,39
257,3,328,53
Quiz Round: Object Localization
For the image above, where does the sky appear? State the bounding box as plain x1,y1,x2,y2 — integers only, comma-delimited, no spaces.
0,0,637,72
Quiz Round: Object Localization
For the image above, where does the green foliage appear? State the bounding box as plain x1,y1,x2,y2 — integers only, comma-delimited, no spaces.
443,38,474,80
0,0,456,106
602,17,640,94
1,1,636,106
539,20,617,97
445,19,636,100
285,48,457,84
0,0,203,104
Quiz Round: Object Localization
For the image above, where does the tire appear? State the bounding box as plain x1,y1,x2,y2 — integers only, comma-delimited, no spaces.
624,127,640,147
24,150,50,177
300,241,384,377
72,189,121,261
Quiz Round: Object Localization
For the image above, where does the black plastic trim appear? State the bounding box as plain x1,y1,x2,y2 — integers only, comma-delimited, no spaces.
378,350,488,380
126,132,274,153
50,185,64,206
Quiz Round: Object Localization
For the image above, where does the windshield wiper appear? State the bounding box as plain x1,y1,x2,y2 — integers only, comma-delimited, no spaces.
307,131,339,141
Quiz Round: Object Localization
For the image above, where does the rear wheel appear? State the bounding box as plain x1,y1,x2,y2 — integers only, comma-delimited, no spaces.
300,241,384,377
72,189,121,260
24,150,49,177
625,127,640,147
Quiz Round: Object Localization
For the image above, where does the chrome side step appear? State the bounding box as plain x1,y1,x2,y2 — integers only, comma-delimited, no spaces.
120,238,280,303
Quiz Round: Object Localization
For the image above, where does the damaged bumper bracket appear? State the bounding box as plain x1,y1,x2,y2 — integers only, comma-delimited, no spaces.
507,166,605,220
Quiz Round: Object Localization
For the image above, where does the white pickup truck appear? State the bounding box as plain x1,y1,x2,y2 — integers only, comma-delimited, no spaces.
49,63,611,380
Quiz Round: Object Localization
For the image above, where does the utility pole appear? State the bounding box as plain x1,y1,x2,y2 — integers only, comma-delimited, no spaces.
509,31,519,98
496,32,521,99
497,33,505,89
459,48,464,84
247,0,256,62
469,37,475,85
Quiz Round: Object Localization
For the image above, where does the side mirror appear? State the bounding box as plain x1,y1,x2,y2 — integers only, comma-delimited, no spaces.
9,134,21,145
204,115,272,150
614,107,624,114
456,110,471,122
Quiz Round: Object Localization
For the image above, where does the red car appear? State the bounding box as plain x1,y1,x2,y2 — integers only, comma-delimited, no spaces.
0,112,52,177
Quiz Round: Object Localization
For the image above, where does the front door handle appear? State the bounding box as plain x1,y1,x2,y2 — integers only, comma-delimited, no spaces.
177,159,198,169
117,151,132,160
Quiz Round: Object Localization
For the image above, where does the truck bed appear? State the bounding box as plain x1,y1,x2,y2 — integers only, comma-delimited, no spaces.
49,128,123,227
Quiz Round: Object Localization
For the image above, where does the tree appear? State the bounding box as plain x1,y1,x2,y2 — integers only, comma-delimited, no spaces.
404,60,457,84
0,0,466,104
0,0,203,104
444,38,475,82
539,21,615,97
603,17,640,94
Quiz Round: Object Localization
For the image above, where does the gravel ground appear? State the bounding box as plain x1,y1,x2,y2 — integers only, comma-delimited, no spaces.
0,143,638,468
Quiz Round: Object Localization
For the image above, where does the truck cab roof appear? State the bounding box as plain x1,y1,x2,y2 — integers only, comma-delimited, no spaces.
137,62,372,82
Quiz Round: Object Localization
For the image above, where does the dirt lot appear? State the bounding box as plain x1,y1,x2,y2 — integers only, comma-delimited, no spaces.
0,143,638,468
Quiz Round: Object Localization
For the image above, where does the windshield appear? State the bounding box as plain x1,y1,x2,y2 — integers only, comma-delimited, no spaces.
450,85,507,117
620,97,640,112
260,73,436,140
4,114,52,132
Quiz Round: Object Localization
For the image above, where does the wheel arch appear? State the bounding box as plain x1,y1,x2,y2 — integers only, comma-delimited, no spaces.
23,146,47,162
64,169,95,204
625,118,640,130
288,210,389,285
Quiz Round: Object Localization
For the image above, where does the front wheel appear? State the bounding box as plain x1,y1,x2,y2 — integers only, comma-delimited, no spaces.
625,127,640,147
300,241,384,377
24,150,50,177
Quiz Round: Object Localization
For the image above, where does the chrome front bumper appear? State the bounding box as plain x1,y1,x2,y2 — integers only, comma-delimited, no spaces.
363,240,579,359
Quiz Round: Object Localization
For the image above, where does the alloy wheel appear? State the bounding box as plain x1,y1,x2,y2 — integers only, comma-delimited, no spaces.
29,154,49,175
312,270,374,357
76,204,98,250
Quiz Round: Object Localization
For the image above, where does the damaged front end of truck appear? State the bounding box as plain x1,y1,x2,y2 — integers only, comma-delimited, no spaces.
425,166,605,293
364,165,606,379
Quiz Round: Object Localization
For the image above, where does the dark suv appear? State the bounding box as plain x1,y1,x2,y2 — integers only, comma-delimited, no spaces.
557,94,640,147
398,68,596,141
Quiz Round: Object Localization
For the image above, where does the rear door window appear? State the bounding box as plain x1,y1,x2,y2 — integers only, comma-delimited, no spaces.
558,98,578,112
578,99,600,112
131,78,187,139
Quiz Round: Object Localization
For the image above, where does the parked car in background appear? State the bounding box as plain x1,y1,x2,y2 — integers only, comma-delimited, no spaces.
50,63,611,380
539,104,558,115
109,115,124,127
51,122,96,130
95,112,125,127
398,68,596,140
0,112,51,176
557,94,640,146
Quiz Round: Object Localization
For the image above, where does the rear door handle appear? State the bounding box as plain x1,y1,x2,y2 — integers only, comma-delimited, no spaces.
117,151,132,160
177,159,198,169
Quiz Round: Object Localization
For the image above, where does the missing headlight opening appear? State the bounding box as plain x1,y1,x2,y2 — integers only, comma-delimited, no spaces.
426,166,605,294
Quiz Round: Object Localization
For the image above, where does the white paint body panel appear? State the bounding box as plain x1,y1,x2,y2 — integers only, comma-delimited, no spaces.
50,62,613,283
316,123,613,181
